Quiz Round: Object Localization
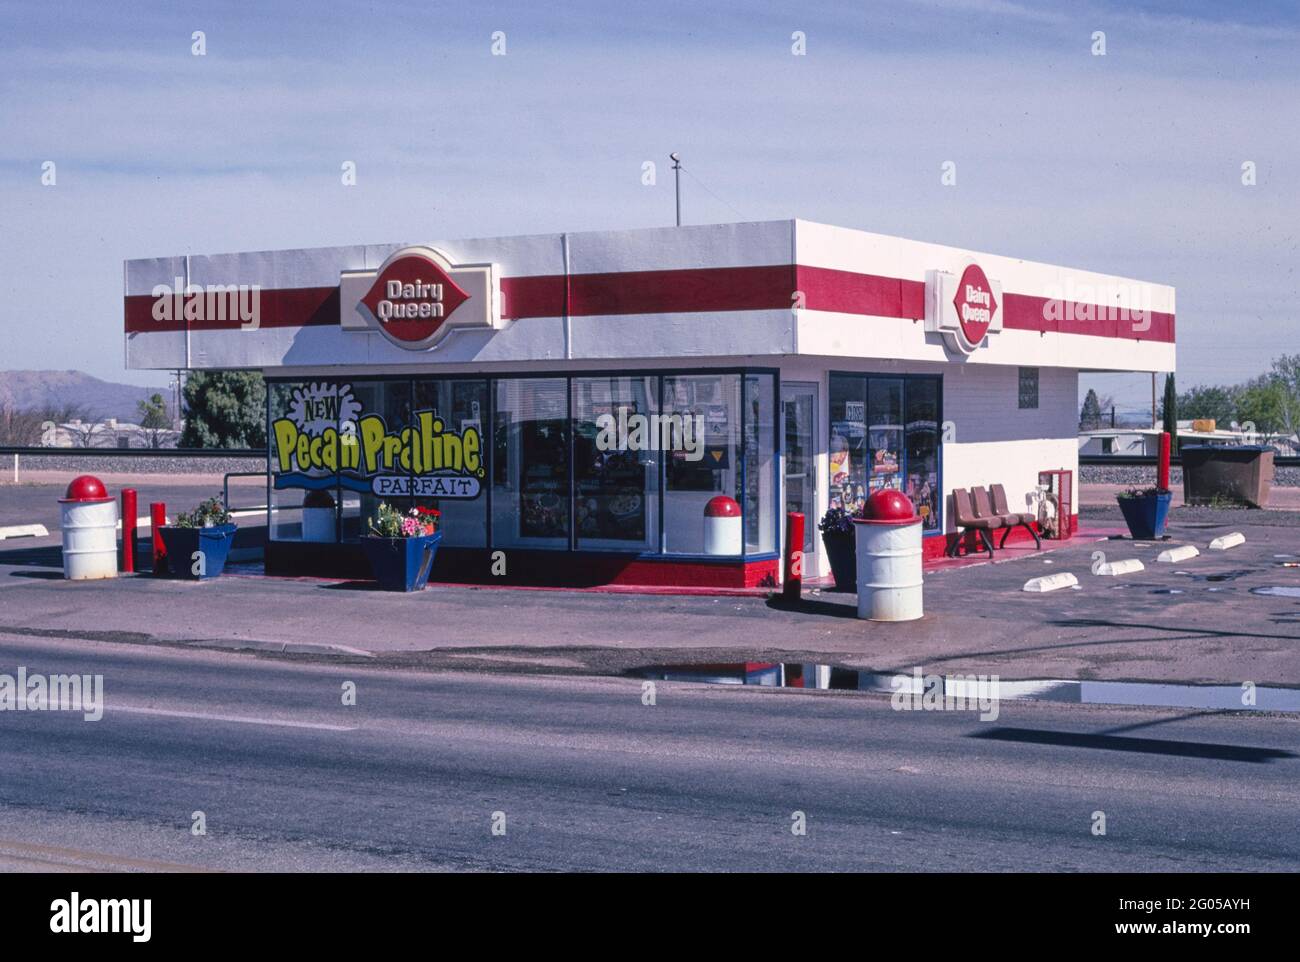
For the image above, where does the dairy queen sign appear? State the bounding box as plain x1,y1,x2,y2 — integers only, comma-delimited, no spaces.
340,246,502,350
925,263,1003,354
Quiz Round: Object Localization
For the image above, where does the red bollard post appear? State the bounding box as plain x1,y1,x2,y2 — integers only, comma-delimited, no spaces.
121,488,137,573
151,502,167,576
1158,431,1171,492
783,512,805,600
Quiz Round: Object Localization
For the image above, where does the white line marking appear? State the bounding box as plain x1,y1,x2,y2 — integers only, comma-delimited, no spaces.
111,704,357,731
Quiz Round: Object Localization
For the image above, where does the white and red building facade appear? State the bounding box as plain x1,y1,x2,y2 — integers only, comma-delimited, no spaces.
123,219,1175,587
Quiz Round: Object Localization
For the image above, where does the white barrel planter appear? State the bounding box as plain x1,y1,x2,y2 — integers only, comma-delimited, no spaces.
301,507,335,542
60,475,119,581
301,489,337,542
853,514,923,621
703,496,742,556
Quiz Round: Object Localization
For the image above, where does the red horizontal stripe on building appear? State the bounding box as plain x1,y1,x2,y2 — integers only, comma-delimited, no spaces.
1003,293,1174,342
124,288,339,333
124,264,1173,342
795,265,926,319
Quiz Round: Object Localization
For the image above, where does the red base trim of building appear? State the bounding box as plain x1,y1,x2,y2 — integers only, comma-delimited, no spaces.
265,517,1075,590
266,541,780,589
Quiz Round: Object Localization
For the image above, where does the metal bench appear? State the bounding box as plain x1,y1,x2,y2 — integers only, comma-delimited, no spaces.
947,485,1042,558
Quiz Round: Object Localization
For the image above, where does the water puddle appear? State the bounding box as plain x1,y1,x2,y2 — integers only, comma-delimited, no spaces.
634,662,1300,712
1251,586,1300,599
1176,569,1252,583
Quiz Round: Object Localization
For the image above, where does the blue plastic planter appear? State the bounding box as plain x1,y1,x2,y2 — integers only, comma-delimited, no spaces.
361,532,442,591
1117,491,1172,540
158,524,237,579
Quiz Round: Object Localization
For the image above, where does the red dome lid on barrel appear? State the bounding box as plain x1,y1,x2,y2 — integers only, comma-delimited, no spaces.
854,488,920,525
704,496,742,518
60,475,114,503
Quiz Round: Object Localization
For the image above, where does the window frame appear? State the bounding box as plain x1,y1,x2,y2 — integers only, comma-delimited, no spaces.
828,370,945,537
1018,366,1040,410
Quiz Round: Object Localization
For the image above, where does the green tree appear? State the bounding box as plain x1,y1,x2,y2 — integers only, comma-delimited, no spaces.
137,392,172,449
1264,353,1300,437
179,372,266,449
1236,375,1290,437
1160,373,1178,451
1079,389,1103,430
1176,384,1239,426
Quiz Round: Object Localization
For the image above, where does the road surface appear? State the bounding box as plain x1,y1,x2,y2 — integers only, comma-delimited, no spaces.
0,634,1296,871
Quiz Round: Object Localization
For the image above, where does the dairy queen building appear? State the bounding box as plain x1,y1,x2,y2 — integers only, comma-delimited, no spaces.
123,220,1175,588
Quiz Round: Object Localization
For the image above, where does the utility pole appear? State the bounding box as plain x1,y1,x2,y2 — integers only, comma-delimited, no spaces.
670,152,682,227
1151,372,1157,428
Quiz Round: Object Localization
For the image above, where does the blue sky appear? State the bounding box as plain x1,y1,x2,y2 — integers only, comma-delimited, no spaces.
1,0,1297,417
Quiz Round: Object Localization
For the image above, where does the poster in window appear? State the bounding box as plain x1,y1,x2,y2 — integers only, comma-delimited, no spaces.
906,469,940,530
869,427,902,492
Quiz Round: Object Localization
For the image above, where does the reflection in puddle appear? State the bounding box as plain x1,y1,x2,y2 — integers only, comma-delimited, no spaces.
1252,586,1300,599
635,663,1300,712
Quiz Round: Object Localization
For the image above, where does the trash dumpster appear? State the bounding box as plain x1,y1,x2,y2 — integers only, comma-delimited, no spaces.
1181,444,1275,508
852,489,923,622
60,475,119,580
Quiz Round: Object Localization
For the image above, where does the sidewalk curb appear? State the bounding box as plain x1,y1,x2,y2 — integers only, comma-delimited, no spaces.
184,637,376,659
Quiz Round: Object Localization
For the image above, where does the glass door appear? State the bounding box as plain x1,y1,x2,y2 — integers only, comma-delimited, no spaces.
781,382,818,561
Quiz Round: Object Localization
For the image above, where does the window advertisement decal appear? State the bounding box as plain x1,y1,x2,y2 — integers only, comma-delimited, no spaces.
271,382,485,499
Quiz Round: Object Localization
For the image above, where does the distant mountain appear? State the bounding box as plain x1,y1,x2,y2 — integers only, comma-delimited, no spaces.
0,370,168,423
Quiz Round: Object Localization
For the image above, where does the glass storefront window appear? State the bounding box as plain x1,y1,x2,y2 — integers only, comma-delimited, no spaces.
572,376,659,551
492,378,570,548
830,373,942,531
412,379,488,547
744,374,775,555
269,377,488,546
269,381,342,542
904,378,941,532
829,375,869,512
868,378,903,495
268,369,780,559
346,380,412,541
662,373,742,554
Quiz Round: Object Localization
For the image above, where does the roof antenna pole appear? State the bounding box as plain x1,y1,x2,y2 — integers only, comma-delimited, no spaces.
670,152,682,227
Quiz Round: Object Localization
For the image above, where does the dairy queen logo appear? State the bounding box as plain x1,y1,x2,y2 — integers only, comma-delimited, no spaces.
344,246,499,350
359,248,471,348
953,264,998,351
925,262,1003,355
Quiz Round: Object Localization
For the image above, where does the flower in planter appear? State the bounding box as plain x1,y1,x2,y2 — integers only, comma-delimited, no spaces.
174,495,232,528
817,506,855,536
1118,486,1165,499
368,502,440,538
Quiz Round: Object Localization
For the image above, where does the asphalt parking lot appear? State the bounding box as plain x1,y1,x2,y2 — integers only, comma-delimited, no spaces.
0,494,1296,686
